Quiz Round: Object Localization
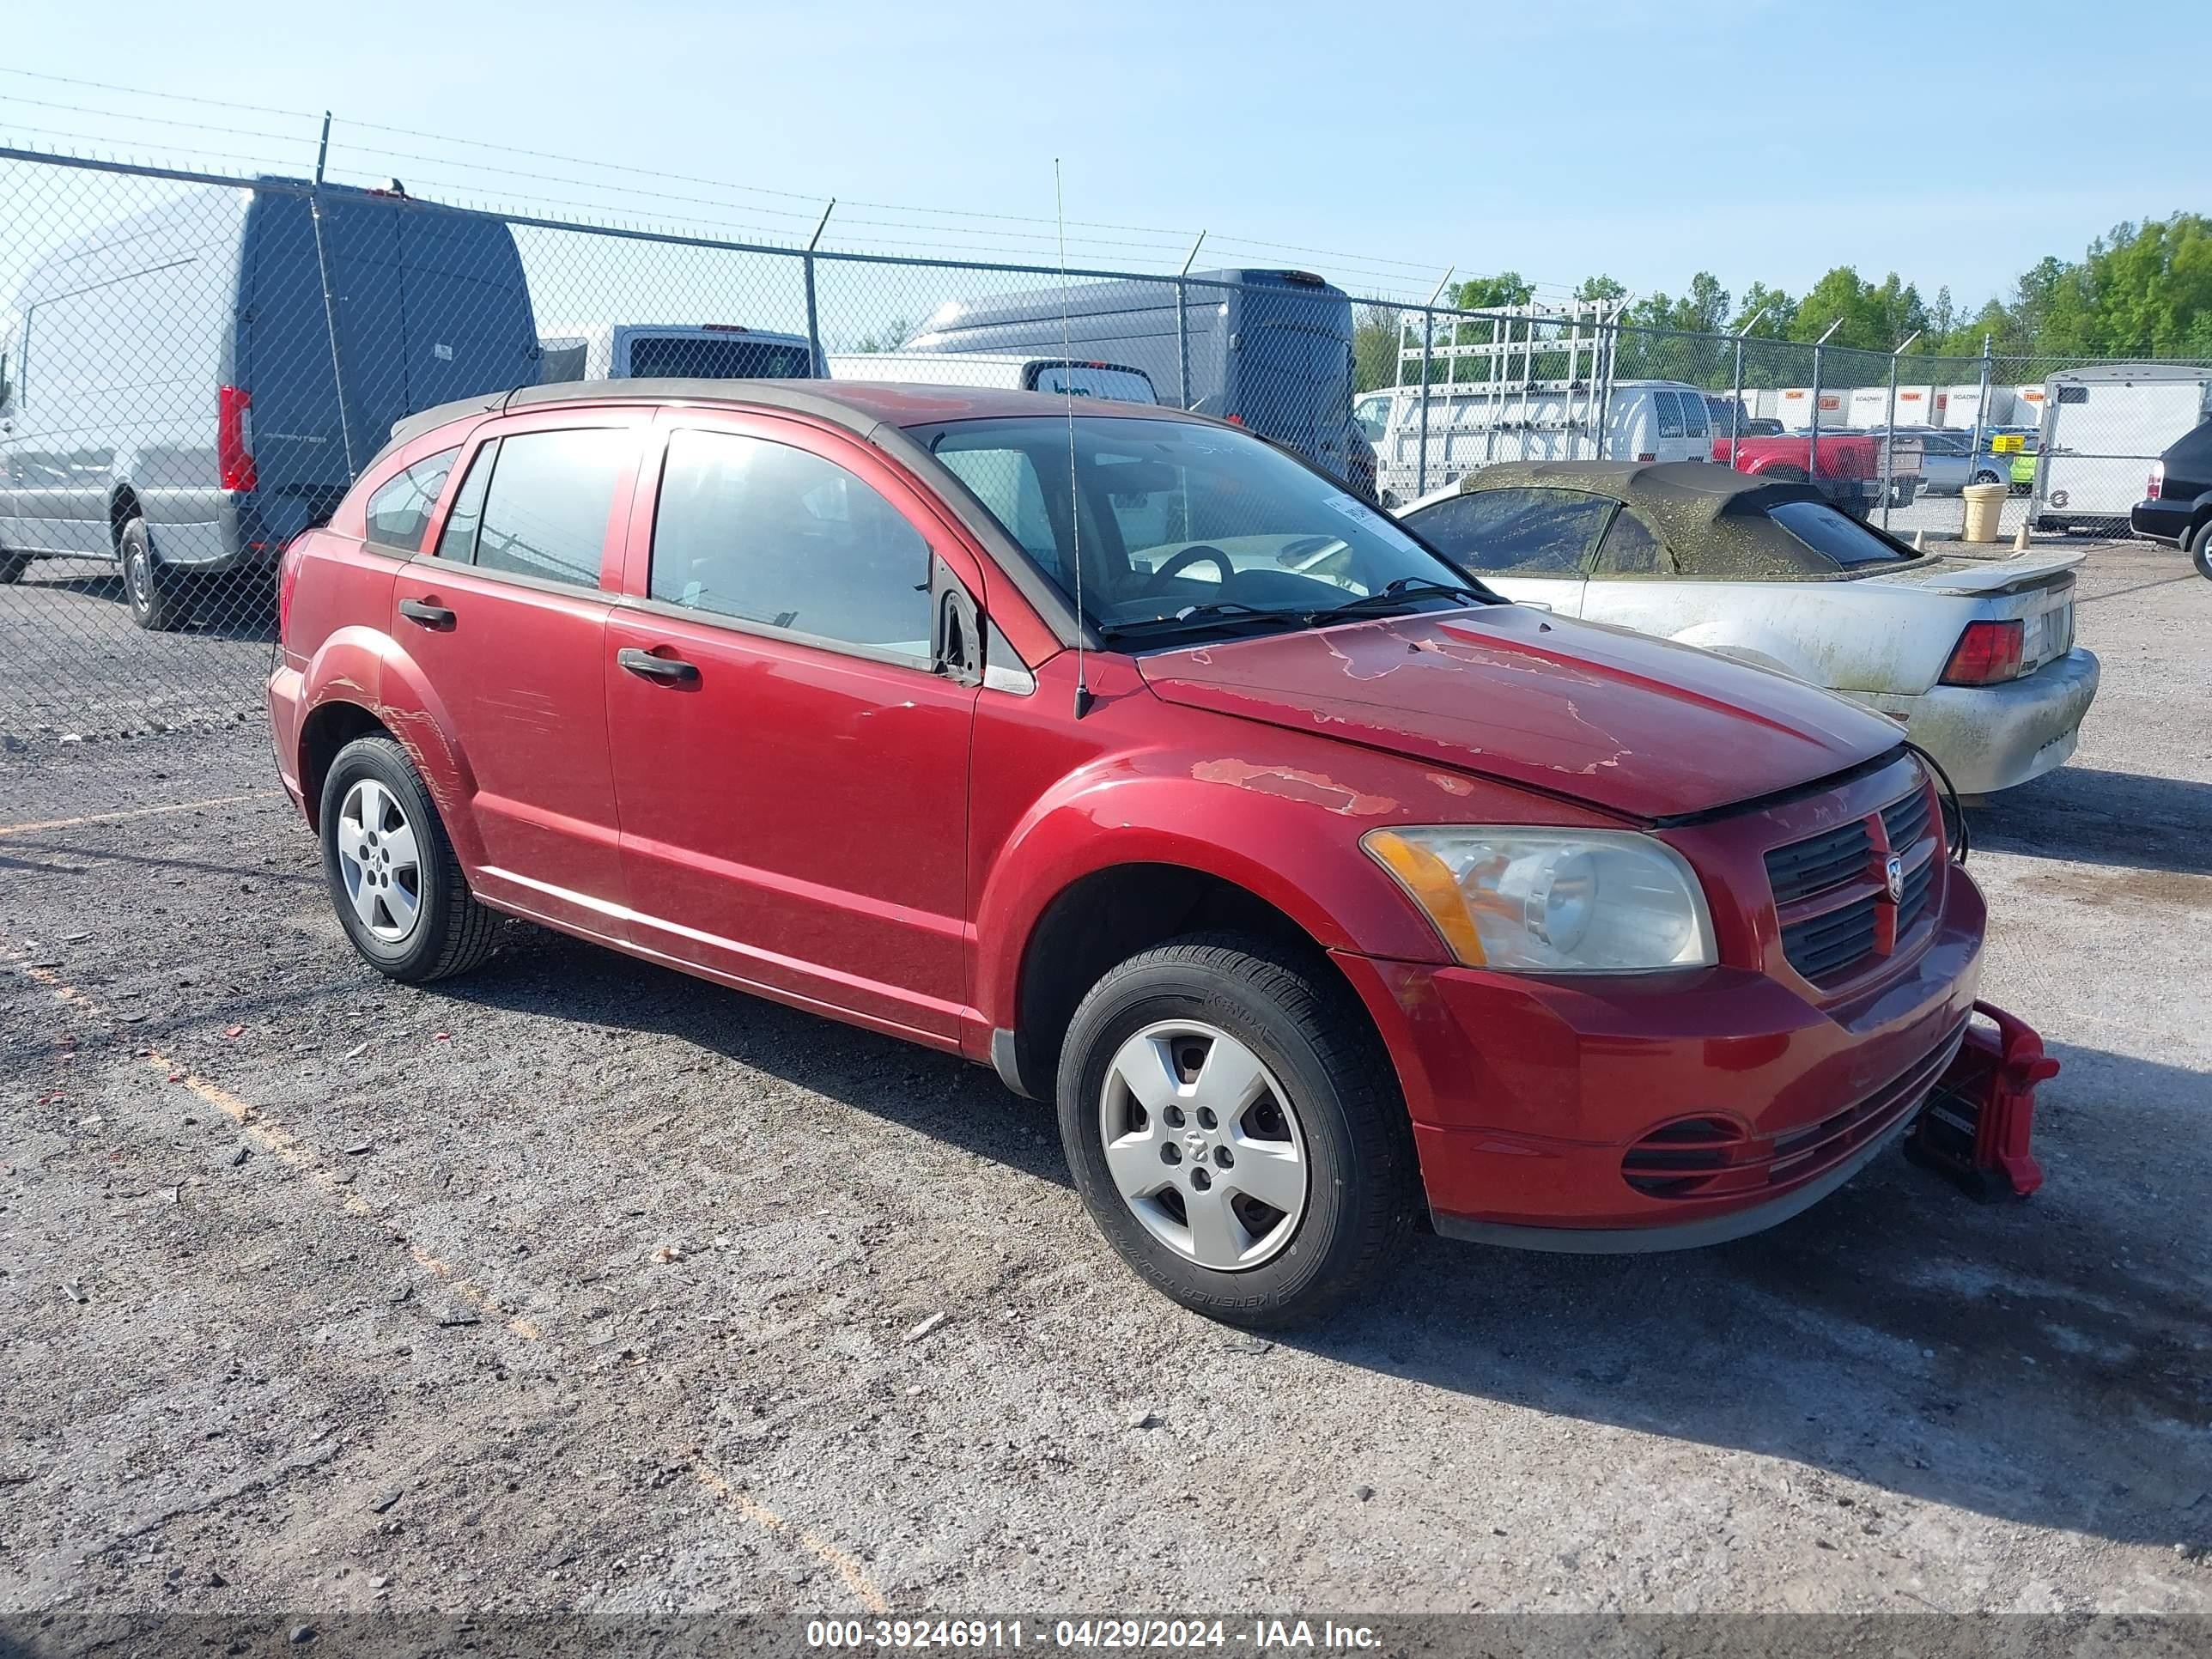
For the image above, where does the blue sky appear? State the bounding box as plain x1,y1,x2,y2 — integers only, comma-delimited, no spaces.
4,0,2207,313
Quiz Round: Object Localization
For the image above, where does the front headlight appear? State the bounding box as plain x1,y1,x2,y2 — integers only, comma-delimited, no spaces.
1362,827,1716,973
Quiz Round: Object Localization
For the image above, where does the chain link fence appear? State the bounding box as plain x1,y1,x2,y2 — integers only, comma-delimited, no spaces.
3,144,2209,775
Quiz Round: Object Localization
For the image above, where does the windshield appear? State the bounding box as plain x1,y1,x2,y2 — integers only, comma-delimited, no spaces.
918,415,1486,640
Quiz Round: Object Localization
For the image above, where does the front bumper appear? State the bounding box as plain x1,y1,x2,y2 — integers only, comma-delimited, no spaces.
1850,647,2100,794
1331,863,1986,1246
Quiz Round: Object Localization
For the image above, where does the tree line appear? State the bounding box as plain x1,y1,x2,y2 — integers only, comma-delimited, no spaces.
1353,212,2212,393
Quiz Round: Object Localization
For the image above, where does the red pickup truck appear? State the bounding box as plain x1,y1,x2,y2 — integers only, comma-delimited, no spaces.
1714,431,1918,517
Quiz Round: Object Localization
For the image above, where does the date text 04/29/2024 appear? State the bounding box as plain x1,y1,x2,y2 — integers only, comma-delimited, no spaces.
804,1620,1382,1650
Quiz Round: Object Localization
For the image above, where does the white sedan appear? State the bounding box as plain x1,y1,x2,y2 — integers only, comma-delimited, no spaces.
1399,460,2100,794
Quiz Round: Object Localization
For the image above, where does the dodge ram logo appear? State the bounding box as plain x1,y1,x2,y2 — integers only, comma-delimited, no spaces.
1883,854,1904,903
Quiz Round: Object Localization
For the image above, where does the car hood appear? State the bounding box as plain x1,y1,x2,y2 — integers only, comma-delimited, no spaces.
1136,605,1904,821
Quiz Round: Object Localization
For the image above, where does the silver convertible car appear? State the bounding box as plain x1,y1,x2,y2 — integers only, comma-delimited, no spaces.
1401,461,2100,794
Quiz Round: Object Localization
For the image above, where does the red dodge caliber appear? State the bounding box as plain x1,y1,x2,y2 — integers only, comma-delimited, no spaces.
269,380,1985,1325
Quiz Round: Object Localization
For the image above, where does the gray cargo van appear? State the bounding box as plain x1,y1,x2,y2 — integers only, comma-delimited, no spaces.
0,179,538,628
894,268,1376,496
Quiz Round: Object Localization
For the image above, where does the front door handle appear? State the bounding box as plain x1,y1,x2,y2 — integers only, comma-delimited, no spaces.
618,647,700,686
398,598,455,629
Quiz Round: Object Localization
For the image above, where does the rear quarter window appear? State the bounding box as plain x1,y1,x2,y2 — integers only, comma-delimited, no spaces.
362,447,460,552
1766,499,1918,568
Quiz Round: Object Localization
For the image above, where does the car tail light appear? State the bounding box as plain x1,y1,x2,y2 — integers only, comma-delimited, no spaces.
1225,413,1244,426
2148,460,2164,501
1941,619,2025,686
277,532,304,642
1637,452,1656,462
218,386,256,492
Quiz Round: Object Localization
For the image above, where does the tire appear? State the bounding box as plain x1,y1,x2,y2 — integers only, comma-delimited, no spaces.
319,733,499,983
119,517,191,631
2190,519,2212,582
1972,469,2002,486
1056,932,1415,1328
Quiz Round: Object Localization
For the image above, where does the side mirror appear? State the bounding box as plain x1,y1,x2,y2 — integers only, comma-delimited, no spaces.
930,554,981,688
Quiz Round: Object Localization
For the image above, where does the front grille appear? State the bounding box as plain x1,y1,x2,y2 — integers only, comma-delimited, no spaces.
1780,896,1879,981
1767,782,1941,985
1896,855,1934,933
1764,820,1872,904
1881,788,1932,852
1619,1015,1969,1201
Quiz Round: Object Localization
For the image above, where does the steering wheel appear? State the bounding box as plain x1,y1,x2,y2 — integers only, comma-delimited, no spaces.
1146,544,1233,591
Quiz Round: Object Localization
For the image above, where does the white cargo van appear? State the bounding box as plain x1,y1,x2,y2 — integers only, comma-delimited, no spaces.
538,322,815,382
1358,380,1714,506
2034,363,2212,534
826,352,1158,404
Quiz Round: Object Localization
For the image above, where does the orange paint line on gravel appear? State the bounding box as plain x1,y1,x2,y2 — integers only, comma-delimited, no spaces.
5,943,540,1342
691,1458,890,1613
0,790,280,839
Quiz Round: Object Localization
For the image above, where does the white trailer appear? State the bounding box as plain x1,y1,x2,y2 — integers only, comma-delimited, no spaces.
2033,363,2212,533
1942,384,2017,430
1774,386,1849,430
1846,384,1945,428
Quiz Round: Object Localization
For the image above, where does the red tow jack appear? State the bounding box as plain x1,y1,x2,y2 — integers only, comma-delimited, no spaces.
1905,1000,2057,1200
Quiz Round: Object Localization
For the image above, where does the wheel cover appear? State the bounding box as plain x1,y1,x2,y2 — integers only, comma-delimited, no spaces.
125,540,152,610
335,778,424,944
1097,1020,1310,1272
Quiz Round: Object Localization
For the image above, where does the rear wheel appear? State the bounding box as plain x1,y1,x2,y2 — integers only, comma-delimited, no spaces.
1056,933,1415,1328
319,734,499,983
1972,469,2003,486
119,517,190,631
2189,519,2212,582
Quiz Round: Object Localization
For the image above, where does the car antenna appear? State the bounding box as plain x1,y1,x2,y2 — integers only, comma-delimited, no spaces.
1057,157,1093,720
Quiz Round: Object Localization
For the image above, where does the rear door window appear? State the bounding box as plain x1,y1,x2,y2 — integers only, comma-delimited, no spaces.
1407,487,1614,574
362,447,459,552
467,428,630,588
1029,363,1156,403
1652,392,1685,439
624,335,814,380
1678,394,1707,437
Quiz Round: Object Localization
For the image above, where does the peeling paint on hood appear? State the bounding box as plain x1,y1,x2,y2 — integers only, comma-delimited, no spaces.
1139,607,1903,821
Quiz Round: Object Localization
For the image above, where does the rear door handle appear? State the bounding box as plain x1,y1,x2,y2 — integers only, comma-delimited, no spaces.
398,598,455,629
617,647,700,686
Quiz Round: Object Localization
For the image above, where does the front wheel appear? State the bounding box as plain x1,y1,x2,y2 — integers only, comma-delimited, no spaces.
1056,933,1415,1328
319,733,500,982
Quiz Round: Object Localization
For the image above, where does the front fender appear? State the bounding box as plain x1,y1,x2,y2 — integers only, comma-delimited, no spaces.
971,752,1486,1036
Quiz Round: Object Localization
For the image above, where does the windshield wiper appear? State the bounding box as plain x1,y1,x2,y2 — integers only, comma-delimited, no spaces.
1097,601,1304,643
1302,577,1488,627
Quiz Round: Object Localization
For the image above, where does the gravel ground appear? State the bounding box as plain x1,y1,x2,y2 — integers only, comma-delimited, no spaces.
2,538,2209,1618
